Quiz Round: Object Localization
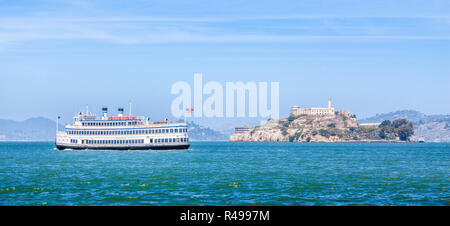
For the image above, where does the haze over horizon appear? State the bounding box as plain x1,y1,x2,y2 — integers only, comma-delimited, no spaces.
1,0,449,124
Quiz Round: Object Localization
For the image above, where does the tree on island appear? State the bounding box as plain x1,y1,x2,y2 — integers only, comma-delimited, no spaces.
393,119,414,141
287,114,298,122
378,119,414,141
379,120,392,127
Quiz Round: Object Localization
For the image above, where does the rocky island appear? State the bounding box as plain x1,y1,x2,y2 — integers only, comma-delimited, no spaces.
230,99,414,143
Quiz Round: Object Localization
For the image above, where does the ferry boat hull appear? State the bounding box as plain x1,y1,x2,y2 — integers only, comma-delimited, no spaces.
55,144,190,150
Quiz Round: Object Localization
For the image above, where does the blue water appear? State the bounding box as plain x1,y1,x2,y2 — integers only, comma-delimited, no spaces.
0,142,448,206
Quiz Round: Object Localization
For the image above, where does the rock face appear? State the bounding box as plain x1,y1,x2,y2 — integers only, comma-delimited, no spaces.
230,119,289,142
230,114,407,143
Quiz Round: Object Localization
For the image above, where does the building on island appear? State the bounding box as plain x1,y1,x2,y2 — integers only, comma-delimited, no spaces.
290,98,335,116
234,126,252,134
359,122,381,128
338,109,350,117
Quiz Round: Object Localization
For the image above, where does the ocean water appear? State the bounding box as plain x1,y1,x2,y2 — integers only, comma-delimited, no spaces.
0,141,448,206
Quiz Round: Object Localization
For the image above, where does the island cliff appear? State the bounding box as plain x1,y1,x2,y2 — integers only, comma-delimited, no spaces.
230,113,414,143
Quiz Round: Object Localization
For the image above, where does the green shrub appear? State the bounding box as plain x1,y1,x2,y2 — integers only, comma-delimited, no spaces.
379,120,392,128
319,129,329,137
361,126,377,132
287,114,298,122
281,128,288,136
289,132,302,142
397,124,414,141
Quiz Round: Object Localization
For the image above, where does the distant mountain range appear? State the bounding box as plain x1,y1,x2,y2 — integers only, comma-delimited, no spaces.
179,120,228,141
0,117,64,141
360,110,450,142
0,117,228,141
359,110,450,124
0,111,448,142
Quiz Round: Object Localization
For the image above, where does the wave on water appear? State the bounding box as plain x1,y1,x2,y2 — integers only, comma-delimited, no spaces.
0,142,448,206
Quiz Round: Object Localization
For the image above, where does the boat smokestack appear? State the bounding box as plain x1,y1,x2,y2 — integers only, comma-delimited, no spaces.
102,107,108,119
118,108,124,117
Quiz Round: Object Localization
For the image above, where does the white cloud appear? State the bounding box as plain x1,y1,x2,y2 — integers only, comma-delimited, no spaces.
0,15,449,49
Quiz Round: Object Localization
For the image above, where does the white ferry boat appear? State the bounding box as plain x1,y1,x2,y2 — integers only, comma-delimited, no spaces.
55,106,189,150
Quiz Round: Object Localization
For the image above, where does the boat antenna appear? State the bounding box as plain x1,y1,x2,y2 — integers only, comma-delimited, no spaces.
86,104,89,115
56,115,59,134
129,99,132,116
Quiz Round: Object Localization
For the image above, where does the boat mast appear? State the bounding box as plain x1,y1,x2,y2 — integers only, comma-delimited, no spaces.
56,115,59,134
129,99,132,116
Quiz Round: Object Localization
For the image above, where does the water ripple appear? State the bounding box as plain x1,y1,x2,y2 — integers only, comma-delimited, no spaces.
0,141,448,205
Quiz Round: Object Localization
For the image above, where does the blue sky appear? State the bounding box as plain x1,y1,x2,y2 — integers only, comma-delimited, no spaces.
0,0,449,127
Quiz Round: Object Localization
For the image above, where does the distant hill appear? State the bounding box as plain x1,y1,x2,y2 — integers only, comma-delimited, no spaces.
1,112,448,142
359,110,450,124
181,120,228,141
0,117,64,141
0,117,228,141
360,110,450,142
